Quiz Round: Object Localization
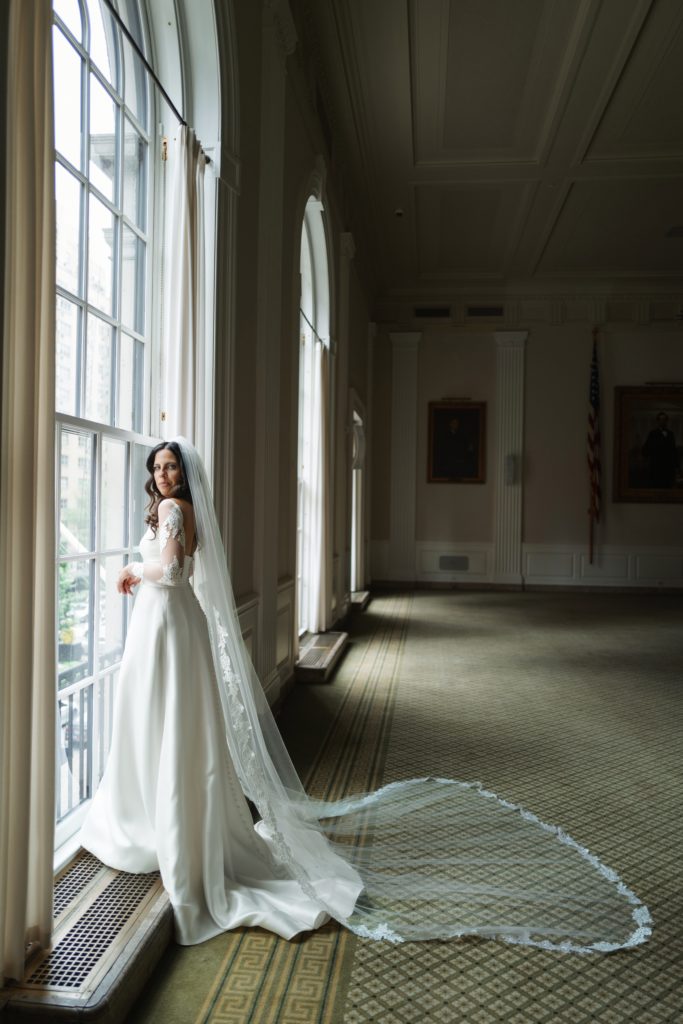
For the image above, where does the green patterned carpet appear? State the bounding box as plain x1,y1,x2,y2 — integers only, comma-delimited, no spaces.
128,591,683,1023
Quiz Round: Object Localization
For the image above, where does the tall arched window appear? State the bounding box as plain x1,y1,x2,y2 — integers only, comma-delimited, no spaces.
297,197,331,635
52,0,156,850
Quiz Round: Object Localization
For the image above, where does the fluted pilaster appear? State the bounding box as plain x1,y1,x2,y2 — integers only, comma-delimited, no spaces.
388,333,421,580
493,331,527,583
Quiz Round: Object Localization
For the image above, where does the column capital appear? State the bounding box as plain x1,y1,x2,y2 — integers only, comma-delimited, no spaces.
494,330,528,349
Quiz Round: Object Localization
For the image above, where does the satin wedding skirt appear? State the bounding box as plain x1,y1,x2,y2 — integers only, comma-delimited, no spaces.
80,571,361,945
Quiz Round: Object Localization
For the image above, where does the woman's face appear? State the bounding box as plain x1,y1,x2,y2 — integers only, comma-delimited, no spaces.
153,448,182,497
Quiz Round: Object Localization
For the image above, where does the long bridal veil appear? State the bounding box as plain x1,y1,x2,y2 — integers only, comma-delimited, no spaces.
179,437,651,953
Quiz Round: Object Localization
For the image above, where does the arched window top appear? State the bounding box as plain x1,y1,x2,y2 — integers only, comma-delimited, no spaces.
53,0,150,129
300,195,330,346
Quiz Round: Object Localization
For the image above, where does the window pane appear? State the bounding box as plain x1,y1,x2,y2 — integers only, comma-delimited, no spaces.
131,442,150,544
58,686,93,814
89,73,117,202
56,296,80,415
99,555,125,665
53,27,83,170
95,669,118,784
58,559,93,689
88,193,115,316
123,35,148,125
123,118,146,229
55,163,82,295
85,312,113,424
59,430,93,550
118,332,133,430
101,436,127,548
121,226,144,333
86,0,118,87
54,0,83,41
133,340,144,432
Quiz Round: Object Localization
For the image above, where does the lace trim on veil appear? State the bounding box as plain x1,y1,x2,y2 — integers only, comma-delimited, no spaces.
175,436,652,954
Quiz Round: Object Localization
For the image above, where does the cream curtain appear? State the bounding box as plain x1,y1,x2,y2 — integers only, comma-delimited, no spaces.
0,0,56,984
303,340,330,633
162,125,207,450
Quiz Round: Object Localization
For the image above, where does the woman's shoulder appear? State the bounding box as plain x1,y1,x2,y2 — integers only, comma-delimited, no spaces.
159,497,194,523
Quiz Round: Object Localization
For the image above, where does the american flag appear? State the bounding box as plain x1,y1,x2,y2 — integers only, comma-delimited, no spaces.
587,338,601,522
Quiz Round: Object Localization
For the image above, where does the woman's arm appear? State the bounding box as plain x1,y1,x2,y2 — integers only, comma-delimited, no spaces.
117,500,187,593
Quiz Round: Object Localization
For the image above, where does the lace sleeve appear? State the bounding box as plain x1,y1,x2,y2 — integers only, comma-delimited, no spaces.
157,500,186,585
132,500,186,586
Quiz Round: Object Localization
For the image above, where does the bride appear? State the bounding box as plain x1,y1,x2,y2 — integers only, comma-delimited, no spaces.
81,437,652,953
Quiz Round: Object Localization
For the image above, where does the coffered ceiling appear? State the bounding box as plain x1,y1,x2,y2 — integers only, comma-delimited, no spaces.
300,0,683,310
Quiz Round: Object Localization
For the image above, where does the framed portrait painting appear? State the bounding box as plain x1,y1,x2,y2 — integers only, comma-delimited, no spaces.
428,401,486,483
613,386,683,502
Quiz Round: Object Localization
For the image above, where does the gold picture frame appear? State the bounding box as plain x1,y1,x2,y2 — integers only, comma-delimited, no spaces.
613,386,683,502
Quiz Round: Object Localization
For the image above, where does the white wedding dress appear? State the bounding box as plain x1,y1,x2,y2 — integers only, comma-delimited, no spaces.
80,500,361,944
81,438,652,954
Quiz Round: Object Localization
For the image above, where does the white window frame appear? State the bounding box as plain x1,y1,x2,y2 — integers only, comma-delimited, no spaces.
296,197,330,636
53,0,161,864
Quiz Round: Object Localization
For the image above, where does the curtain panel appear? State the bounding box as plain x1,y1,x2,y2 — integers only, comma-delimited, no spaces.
302,340,330,633
0,0,57,984
162,125,207,451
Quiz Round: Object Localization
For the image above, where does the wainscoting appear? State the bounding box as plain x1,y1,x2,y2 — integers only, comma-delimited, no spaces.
371,540,683,589
523,544,683,588
234,584,296,707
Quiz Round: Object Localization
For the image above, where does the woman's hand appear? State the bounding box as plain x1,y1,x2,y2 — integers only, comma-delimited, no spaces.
117,565,142,595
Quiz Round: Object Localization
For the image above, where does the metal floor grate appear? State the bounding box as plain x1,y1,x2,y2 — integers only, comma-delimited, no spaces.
53,850,103,919
296,632,349,682
298,647,328,668
24,870,160,990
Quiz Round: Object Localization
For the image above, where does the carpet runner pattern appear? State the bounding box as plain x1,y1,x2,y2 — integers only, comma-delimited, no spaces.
129,591,683,1023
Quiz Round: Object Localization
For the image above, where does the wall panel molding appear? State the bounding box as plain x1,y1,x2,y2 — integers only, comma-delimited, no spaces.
276,578,295,693
523,544,683,588
371,541,683,588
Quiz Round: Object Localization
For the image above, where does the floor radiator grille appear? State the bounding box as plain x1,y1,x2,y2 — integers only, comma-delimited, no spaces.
3,851,172,1022
25,870,160,989
52,849,106,919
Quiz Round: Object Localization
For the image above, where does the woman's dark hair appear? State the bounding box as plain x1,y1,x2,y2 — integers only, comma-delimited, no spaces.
144,441,193,535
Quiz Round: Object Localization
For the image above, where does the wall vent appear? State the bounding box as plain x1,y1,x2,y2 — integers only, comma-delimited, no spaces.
414,306,451,318
439,555,469,571
466,305,504,318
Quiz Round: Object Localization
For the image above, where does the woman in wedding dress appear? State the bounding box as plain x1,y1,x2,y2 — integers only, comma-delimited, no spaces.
81,437,652,953
80,441,361,944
